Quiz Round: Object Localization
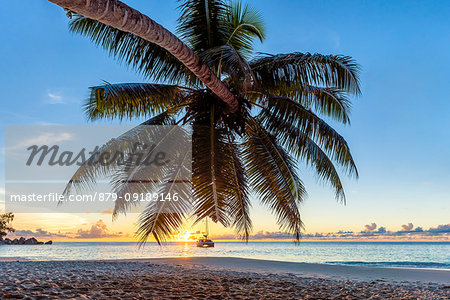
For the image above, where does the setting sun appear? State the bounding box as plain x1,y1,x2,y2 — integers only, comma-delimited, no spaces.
178,230,193,242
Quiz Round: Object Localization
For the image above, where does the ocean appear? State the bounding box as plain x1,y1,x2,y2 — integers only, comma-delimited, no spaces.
1,242,449,270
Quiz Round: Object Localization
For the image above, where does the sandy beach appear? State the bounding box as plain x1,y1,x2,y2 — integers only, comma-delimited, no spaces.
1,257,448,299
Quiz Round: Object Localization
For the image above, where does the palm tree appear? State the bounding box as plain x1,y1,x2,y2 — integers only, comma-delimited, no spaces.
52,0,360,243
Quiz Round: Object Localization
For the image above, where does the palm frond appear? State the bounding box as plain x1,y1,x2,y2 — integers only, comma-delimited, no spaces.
110,125,190,216
225,1,265,57
243,118,305,241
177,0,228,52
191,124,234,227
136,141,192,244
251,85,351,124
226,134,252,240
63,124,184,202
250,52,361,95
69,15,199,85
260,94,358,178
258,111,346,202
141,111,177,126
86,83,190,120
199,45,253,88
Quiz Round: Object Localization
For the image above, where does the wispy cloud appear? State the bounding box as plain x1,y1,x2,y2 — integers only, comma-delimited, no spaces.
24,132,73,145
6,132,73,151
45,92,65,104
44,88,80,105
10,228,70,238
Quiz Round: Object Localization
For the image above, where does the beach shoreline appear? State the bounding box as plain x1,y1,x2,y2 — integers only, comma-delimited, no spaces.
1,256,448,284
122,257,450,284
1,257,448,299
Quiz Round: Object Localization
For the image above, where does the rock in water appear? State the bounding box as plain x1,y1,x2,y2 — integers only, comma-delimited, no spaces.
24,238,38,245
1,237,52,245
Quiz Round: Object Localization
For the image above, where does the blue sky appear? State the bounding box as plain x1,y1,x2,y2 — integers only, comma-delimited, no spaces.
0,0,449,238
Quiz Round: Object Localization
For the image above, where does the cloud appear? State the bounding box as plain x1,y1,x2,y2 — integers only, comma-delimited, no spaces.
6,132,73,151
44,88,80,105
211,231,294,240
251,231,292,240
352,224,449,238
427,224,450,234
364,223,377,231
75,220,122,239
25,132,73,145
336,230,354,237
401,223,414,231
101,208,113,215
376,227,387,233
212,223,450,241
46,92,64,104
9,228,69,238
211,234,235,240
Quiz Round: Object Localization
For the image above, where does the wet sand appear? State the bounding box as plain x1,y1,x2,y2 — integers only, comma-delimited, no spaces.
147,257,450,284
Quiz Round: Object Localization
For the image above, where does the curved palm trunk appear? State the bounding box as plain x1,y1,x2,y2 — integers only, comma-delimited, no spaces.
48,0,238,113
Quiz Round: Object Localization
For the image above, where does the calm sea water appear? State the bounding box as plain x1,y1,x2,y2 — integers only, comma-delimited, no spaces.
1,242,449,270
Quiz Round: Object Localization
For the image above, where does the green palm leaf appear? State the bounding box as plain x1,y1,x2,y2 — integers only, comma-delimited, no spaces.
177,0,228,51
136,141,192,244
86,83,190,120
250,52,361,95
199,45,253,88
224,1,265,57
251,85,351,124
261,94,358,178
226,136,252,240
69,15,199,85
258,111,346,202
110,125,189,216
63,123,183,202
191,124,232,226
243,118,305,241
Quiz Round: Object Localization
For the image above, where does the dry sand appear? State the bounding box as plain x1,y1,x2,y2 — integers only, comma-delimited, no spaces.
0,257,448,299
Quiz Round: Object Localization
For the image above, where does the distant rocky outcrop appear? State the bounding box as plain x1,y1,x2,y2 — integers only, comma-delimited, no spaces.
0,237,53,245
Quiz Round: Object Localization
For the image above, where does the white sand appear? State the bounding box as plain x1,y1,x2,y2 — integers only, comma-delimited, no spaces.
0,257,448,299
